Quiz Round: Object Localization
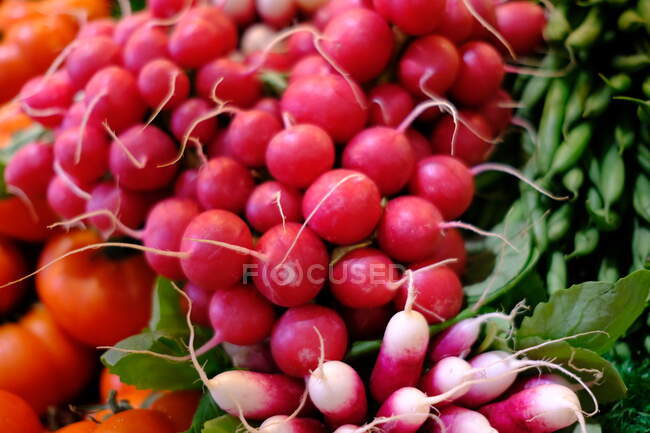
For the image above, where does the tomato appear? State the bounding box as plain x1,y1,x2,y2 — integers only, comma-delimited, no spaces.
151,390,202,432
0,196,58,241
22,304,95,402
93,409,176,433
36,230,155,346
55,420,98,433
0,44,35,103
0,324,60,413
41,0,110,21
99,369,151,403
0,1,44,28
0,103,31,148
0,237,26,313
0,389,43,433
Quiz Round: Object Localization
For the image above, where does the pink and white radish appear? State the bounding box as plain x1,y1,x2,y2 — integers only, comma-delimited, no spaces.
419,357,473,403
258,416,327,433
429,405,497,433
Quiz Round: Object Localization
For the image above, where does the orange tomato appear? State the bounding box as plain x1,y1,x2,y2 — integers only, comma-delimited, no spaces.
0,102,31,148
36,230,155,346
99,369,150,404
0,236,26,313
94,409,176,433
0,389,43,433
151,390,202,432
91,389,156,423
0,196,59,241
54,421,98,433
0,1,44,28
41,0,110,21
0,43,35,103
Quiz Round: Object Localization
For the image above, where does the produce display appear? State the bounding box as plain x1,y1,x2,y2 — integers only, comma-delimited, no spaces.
0,0,648,432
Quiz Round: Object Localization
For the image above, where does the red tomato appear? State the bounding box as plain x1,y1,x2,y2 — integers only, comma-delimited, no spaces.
93,409,176,433
151,390,202,432
0,237,26,313
0,389,43,433
55,420,98,433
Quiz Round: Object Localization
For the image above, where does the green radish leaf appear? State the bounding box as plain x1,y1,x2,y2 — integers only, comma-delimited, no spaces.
148,277,187,336
201,415,242,433
183,394,224,433
516,337,626,404
517,270,650,354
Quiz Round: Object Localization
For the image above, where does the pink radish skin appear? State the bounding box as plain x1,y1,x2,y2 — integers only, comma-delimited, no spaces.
479,384,581,433
428,318,482,362
495,2,546,56
222,342,277,373
370,310,429,403
20,73,75,128
302,169,382,245
66,36,121,89
369,84,415,127
245,181,303,233
375,387,431,433
450,42,505,107
253,223,329,307
290,55,334,82
196,157,254,214
85,181,149,233
341,305,392,340
46,176,89,219
207,370,306,420
54,126,109,184
373,0,445,35
174,169,198,200
218,0,256,26
5,141,54,197
430,111,494,167
314,0,371,29
148,0,193,18
170,98,218,145
169,12,238,68
183,283,211,327
406,129,432,161
260,416,327,433
436,0,473,43
180,209,254,288
307,361,367,427
122,26,169,73
77,19,116,39
286,31,317,60
196,58,262,108
505,374,572,397
223,110,282,167
113,11,151,46
429,405,497,433
271,305,348,378
478,90,514,136
419,357,472,403
457,351,519,407
467,0,498,40
421,229,467,275
253,98,282,119
137,59,190,110
256,0,297,28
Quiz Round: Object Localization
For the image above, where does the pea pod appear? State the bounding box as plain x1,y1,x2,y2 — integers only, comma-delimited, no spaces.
588,157,601,185
598,145,626,211
547,251,567,295
563,72,592,134
598,257,619,282
563,167,584,198
634,174,650,222
566,8,604,51
603,73,632,94
566,227,599,259
615,120,635,153
538,79,570,172
544,4,571,42
547,204,573,242
586,187,622,231
517,52,563,117
583,85,612,118
550,122,593,174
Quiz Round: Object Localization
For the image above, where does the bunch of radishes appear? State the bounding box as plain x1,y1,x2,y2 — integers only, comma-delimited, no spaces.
3,0,591,431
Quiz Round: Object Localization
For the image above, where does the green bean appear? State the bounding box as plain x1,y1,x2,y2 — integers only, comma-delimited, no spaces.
618,9,645,32
538,79,570,173
604,73,632,94
634,174,650,222
551,122,593,174
613,53,650,72
517,52,563,117
547,251,567,295
563,167,584,197
586,187,622,230
566,227,599,259
599,145,626,211
566,8,604,50
563,72,592,135
598,257,619,282
544,4,571,42
548,204,573,242
583,85,612,118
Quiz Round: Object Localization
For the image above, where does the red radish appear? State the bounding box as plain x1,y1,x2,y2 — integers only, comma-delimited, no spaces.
320,8,394,83
302,169,382,245
122,26,169,73
217,0,256,25
406,129,432,161
245,181,303,233
398,35,460,98
286,30,317,60
314,0,371,29
113,11,151,46
108,124,178,191
430,111,494,167
290,55,334,82
222,110,282,167
241,24,278,55
281,75,367,143
253,98,282,119
180,209,254,288
307,360,367,427
394,264,463,324
85,181,149,233
196,157,254,213
330,248,400,308
20,73,74,128
54,126,109,184
4,141,53,197
479,384,583,433
450,42,504,106
77,19,116,39
169,12,238,68
295,0,330,12
171,98,219,145
183,283,211,327
341,305,392,340
148,0,193,18
84,66,146,133
256,0,297,28
65,36,121,89
270,304,348,377
342,126,415,196
430,405,497,433
60,101,88,131
142,198,201,280
436,0,473,44
466,0,498,40
222,342,277,373
420,228,467,275
206,370,306,420
174,169,198,200
196,58,262,108
373,0,445,35
457,351,519,407
46,176,89,219
495,2,546,56
369,84,415,127
246,49,295,73
252,223,329,307
477,89,514,136
419,357,473,403
259,416,327,433
266,124,336,189
137,59,190,110
208,131,235,159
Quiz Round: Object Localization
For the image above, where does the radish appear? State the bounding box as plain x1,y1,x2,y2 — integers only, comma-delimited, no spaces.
171,98,219,145
398,35,460,98
369,84,415,128
54,126,109,184
319,8,394,83
421,228,467,275
183,283,211,327
341,305,392,340
65,36,121,89
85,181,149,234
196,58,262,108
253,98,282,119
270,305,348,378
290,55,334,82
137,59,190,111
174,169,198,200
477,89,514,136
77,19,116,39
245,181,303,233
419,357,472,402
313,0,371,29
281,75,367,143
495,2,546,57
456,351,519,407
450,41,504,107
256,0,297,28
222,342,277,373
479,384,584,433
429,405,497,433
430,111,494,167
241,24,278,55
302,169,382,245
217,0,256,26
329,248,401,308
148,0,194,18
466,0,498,40
20,73,75,128
222,110,282,167
286,30,317,60
505,374,572,397
406,129,432,161
259,416,327,433
196,157,254,213
4,141,54,197
252,223,329,306
113,11,151,46
122,26,169,73
373,0,445,35
46,176,89,219
436,0,473,44
295,0,330,12
266,124,336,189
374,387,432,433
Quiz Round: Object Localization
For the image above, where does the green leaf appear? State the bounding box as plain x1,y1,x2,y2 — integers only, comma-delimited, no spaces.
202,415,242,433
183,394,224,433
517,337,627,404
149,277,187,336
517,270,650,354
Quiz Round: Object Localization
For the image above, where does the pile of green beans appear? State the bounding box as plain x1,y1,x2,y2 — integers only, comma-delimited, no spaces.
514,0,650,293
